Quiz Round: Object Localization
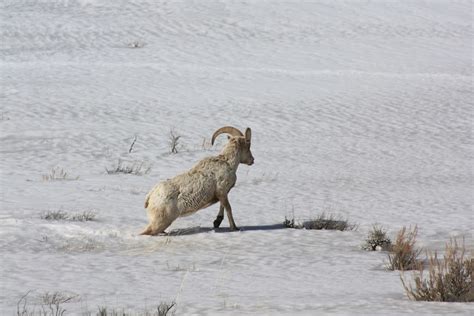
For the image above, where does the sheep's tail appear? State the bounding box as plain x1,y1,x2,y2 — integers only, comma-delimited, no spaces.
144,192,151,208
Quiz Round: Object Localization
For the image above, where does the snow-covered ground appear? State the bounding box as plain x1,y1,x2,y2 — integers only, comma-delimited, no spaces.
1,0,472,314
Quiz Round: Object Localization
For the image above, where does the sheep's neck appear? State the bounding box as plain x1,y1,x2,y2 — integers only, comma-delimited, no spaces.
220,142,241,172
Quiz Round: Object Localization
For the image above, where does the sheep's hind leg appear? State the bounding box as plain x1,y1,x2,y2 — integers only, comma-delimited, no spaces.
148,217,176,235
139,225,153,235
213,203,225,228
142,206,178,236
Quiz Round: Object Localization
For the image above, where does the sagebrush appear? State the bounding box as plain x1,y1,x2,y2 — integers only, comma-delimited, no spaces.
16,291,78,316
387,226,422,271
401,238,473,302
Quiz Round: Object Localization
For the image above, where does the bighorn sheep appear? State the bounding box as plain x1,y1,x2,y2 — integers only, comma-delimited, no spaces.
140,126,254,235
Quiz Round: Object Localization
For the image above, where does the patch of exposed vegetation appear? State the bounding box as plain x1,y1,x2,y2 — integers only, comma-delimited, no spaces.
70,211,96,222
106,159,151,175
96,301,175,316
283,215,300,229
16,290,175,316
283,212,356,231
41,210,69,221
41,210,96,222
387,226,422,271
362,224,392,251
303,213,357,231
42,167,79,181
127,40,145,48
401,238,473,302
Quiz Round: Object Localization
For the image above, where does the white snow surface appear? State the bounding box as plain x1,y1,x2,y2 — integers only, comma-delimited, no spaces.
1,0,473,315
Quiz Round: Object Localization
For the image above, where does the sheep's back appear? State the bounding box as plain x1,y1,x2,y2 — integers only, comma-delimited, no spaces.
175,170,217,215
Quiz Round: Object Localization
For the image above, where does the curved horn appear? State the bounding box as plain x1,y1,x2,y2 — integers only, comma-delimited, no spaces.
211,126,243,145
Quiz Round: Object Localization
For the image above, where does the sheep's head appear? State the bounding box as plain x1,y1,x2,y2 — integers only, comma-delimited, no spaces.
239,128,254,165
212,126,254,166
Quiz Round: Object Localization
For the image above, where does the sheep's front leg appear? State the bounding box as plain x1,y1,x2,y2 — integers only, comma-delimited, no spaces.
213,203,224,228
220,196,239,231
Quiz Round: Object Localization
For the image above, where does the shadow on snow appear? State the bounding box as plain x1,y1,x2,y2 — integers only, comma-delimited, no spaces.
166,223,285,236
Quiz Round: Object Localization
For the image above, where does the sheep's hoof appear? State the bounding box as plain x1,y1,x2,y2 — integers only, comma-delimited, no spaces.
213,215,224,228
230,226,240,231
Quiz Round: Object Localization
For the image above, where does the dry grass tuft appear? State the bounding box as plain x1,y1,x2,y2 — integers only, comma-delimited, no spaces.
42,167,79,181
201,137,212,150
16,291,175,316
362,224,392,251
41,210,96,222
70,211,96,222
127,40,145,48
41,210,69,221
283,213,356,231
97,301,175,316
401,238,473,302
106,159,151,175
387,226,422,271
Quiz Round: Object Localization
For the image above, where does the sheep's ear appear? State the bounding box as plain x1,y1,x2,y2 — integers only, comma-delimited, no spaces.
227,135,231,140
245,128,252,143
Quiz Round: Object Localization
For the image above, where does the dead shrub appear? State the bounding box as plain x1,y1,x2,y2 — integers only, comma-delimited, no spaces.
16,291,35,316
16,292,175,316
168,129,181,154
283,215,299,229
129,135,138,153
41,291,78,316
303,213,357,231
16,291,78,316
401,238,473,302
387,226,422,271
156,302,176,316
